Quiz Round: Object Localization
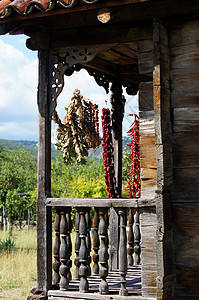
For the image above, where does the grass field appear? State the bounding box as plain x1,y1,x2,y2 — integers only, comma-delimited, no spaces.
0,228,78,300
0,229,37,300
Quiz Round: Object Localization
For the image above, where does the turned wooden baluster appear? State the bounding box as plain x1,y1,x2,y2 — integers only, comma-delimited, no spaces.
105,209,109,249
127,208,134,267
52,209,61,286
66,208,72,281
85,208,92,276
119,209,128,296
99,208,109,295
74,211,80,280
92,208,99,275
134,209,141,265
59,210,69,290
79,208,89,293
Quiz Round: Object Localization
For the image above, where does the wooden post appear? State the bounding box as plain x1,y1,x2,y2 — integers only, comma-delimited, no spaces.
153,19,175,299
109,81,125,270
37,49,52,292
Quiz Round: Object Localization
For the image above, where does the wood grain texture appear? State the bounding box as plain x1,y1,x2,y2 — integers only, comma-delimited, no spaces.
140,207,157,298
139,81,153,111
46,195,156,208
172,204,199,299
153,19,174,299
37,50,52,292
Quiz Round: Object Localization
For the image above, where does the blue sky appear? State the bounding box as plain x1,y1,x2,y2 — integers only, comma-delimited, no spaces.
0,34,138,141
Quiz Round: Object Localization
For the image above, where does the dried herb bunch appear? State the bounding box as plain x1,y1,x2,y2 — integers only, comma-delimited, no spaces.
53,89,100,164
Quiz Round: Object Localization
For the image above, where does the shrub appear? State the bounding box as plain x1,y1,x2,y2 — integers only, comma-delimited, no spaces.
0,237,15,252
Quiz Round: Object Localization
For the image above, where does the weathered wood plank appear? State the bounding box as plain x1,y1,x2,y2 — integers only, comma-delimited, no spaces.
173,167,199,190
37,50,52,291
170,70,199,95
170,19,199,47
45,195,156,208
50,24,152,49
173,132,199,167
138,51,153,74
173,107,199,121
140,119,155,136
153,19,174,299
139,81,153,111
173,121,199,132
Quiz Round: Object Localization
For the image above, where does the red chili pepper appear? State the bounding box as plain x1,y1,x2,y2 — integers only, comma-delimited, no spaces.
125,114,141,199
101,108,118,198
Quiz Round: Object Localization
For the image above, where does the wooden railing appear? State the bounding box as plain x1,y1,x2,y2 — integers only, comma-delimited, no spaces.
46,198,142,297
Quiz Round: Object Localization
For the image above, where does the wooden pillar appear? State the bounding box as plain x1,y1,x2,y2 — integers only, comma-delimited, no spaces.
37,49,52,292
153,19,175,299
109,81,125,271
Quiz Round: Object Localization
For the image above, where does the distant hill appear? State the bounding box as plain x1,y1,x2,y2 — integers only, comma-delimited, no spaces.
0,137,130,161
0,139,59,160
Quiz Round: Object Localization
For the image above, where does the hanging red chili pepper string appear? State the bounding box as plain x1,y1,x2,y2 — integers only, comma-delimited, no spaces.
125,114,140,198
101,108,118,198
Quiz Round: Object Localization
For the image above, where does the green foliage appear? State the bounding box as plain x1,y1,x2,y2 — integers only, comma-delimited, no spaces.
0,237,15,252
0,148,36,193
0,139,132,226
0,148,37,225
122,147,131,182
51,154,106,198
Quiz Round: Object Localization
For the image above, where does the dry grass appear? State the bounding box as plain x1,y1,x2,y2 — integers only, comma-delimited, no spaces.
0,229,37,300
0,228,78,300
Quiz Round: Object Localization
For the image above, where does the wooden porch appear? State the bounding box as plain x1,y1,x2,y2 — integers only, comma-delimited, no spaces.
48,266,142,300
44,193,156,300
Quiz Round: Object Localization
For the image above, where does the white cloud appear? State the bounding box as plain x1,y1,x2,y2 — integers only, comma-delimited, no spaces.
0,38,38,140
0,37,138,141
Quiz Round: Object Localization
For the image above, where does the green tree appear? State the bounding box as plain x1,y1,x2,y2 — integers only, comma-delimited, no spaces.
0,148,37,229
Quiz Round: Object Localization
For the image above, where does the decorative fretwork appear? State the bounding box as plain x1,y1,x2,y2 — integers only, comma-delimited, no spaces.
52,209,61,286
50,50,139,118
123,81,138,96
92,208,100,275
99,208,109,295
119,209,128,296
50,47,99,116
87,69,110,94
50,57,68,117
134,209,141,265
127,208,134,267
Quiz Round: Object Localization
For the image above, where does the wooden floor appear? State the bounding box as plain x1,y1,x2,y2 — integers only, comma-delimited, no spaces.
48,266,142,299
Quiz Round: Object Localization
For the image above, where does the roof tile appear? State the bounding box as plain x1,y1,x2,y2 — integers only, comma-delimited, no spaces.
0,0,101,18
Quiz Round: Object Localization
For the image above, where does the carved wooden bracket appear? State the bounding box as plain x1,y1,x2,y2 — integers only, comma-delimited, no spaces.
50,47,99,116
50,47,138,117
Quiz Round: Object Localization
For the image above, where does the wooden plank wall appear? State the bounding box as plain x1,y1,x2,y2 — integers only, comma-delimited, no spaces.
170,19,199,299
138,81,157,298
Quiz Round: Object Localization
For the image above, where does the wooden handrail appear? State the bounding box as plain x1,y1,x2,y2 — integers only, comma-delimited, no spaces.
46,195,156,208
